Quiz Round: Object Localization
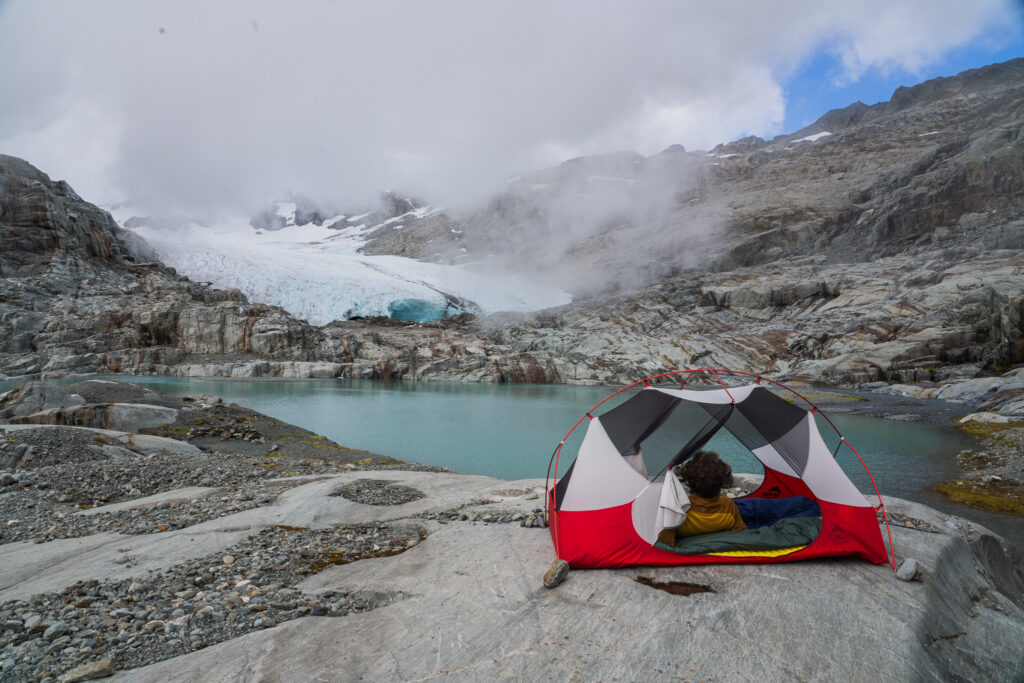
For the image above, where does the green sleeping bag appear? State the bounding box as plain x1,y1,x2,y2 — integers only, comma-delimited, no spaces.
654,516,822,555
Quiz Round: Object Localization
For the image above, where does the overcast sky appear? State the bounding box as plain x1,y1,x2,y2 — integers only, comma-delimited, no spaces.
0,0,1021,215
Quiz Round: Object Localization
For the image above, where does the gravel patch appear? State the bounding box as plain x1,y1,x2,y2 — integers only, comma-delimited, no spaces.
0,429,111,469
0,426,445,546
331,479,425,506
0,448,352,545
415,500,544,527
0,522,425,681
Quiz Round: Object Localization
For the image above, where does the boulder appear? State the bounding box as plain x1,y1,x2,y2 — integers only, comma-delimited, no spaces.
103,404,179,432
8,402,178,432
0,382,84,422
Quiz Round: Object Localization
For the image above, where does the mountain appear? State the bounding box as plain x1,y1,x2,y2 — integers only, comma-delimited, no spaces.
364,59,1024,296
2,58,1024,385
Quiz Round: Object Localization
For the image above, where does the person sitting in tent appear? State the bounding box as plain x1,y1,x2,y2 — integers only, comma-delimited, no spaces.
658,450,746,545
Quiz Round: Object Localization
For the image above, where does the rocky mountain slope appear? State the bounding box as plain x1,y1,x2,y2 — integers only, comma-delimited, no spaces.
1,59,1023,389
356,58,1024,386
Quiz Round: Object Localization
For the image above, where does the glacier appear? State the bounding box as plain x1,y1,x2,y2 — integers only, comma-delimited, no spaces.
113,204,571,326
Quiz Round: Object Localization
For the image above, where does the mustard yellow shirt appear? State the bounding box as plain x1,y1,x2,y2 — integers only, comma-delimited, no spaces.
658,493,746,546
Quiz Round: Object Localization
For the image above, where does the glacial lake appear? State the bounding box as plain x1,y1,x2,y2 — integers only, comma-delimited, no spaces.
3,375,1020,546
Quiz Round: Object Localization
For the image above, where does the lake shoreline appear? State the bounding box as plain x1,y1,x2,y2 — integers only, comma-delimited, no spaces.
2,374,1020,541
0,370,978,425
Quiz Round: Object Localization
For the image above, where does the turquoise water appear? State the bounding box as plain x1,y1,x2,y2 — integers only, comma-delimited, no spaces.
4,375,1019,545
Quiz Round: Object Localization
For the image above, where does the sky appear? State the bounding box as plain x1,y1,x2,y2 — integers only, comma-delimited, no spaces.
0,0,1021,216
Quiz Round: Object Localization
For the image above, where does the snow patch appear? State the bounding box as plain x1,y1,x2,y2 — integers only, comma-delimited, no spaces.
792,131,832,143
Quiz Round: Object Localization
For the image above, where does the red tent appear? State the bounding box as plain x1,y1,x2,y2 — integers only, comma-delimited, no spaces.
545,369,893,569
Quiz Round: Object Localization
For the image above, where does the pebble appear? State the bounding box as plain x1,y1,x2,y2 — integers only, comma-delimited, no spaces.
56,656,115,683
42,622,68,640
543,559,570,588
896,558,921,582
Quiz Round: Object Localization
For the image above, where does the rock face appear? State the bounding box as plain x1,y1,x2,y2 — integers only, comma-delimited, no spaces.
2,59,1024,387
0,155,131,277
107,483,1022,682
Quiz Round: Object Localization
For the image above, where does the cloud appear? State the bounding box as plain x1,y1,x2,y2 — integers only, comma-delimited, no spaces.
0,0,1018,213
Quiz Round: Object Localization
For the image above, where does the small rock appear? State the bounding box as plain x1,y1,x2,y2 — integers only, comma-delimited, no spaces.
543,559,570,589
141,620,165,632
222,555,235,565
43,621,68,640
24,614,44,631
896,558,921,582
57,655,115,682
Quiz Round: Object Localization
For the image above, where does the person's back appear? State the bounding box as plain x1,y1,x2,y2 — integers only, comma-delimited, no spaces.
658,450,745,545
675,491,745,537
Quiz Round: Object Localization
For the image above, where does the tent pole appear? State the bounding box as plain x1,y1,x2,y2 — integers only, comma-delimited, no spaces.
545,442,563,558
840,437,898,571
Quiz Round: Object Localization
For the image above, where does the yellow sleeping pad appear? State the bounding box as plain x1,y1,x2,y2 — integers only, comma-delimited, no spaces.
706,544,808,558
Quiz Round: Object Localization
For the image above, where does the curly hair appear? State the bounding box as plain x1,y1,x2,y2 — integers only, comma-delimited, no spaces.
675,450,733,498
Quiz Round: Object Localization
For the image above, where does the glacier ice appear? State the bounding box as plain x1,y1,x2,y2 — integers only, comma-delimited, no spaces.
113,205,571,326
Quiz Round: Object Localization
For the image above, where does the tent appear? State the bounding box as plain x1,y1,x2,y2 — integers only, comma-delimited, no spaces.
545,369,894,569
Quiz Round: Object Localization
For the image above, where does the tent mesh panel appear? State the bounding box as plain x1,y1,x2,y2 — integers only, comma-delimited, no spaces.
598,390,681,455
